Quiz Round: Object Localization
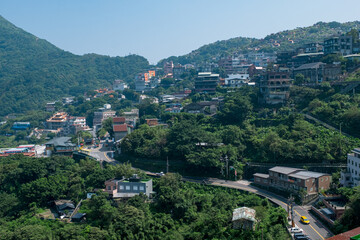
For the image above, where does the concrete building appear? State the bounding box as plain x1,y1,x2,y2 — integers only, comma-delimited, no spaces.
93,106,116,129
293,62,342,83
163,61,174,75
340,148,360,187
254,166,331,195
113,124,130,141
195,72,220,93
232,207,257,230
46,102,56,112
105,175,153,198
259,72,291,105
113,79,128,91
224,74,251,88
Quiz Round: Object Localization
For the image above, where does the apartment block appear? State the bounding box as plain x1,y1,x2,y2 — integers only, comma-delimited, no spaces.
340,148,360,187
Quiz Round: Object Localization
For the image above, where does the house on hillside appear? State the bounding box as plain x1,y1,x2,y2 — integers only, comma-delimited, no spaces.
232,207,257,230
104,175,153,198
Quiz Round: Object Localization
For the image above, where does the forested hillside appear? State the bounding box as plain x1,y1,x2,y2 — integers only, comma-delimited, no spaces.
0,15,149,116
158,21,360,65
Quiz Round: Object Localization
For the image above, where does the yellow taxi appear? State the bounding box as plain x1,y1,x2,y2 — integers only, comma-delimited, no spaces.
300,216,310,224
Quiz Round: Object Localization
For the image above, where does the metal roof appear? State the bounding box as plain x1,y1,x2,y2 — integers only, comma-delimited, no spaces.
269,166,303,175
46,137,76,147
294,171,328,178
232,207,256,222
294,62,325,71
253,173,269,178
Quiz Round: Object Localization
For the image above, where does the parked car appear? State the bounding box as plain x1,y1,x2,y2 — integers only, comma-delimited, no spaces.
300,216,310,224
291,227,303,233
156,172,165,177
294,233,305,239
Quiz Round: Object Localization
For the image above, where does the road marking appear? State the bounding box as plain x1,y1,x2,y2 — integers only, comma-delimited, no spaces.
294,210,324,240
211,182,326,240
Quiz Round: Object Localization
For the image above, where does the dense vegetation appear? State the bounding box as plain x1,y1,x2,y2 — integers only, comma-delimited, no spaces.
120,87,360,179
0,155,289,239
158,21,360,66
0,15,149,116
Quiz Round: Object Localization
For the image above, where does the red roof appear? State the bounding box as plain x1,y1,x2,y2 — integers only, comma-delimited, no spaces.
326,227,360,240
113,117,126,124
113,124,128,132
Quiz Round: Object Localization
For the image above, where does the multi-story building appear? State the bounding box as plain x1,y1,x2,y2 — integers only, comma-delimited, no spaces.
46,102,56,112
254,166,331,195
340,148,360,187
93,105,116,130
324,34,354,56
195,72,220,93
224,74,251,88
104,175,153,198
46,112,69,130
66,116,88,135
173,64,185,79
163,61,174,75
259,72,291,105
113,79,128,91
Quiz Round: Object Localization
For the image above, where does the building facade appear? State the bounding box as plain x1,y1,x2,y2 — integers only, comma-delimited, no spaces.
254,166,331,195
340,148,360,187
105,175,153,198
195,72,220,93
259,72,291,105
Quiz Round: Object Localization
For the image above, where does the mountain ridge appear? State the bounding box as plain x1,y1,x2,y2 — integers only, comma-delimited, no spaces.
0,15,149,116
157,20,360,66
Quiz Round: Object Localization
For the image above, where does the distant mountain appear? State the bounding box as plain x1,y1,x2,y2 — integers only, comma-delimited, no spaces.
158,21,360,66
0,15,149,116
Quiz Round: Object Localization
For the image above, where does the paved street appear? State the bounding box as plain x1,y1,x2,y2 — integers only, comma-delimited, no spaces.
87,145,333,240
88,141,116,164
183,177,334,240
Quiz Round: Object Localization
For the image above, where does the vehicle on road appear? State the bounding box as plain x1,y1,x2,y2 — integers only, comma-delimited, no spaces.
291,227,303,233
300,216,310,224
295,236,311,240
156,172,165,177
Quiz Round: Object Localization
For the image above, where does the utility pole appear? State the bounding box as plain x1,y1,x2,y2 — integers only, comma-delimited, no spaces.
288,195,295,227
166,156,169,173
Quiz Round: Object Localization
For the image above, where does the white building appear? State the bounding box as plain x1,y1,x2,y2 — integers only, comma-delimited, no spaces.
224,74,252,88
113,79,128,91
340,148,360,187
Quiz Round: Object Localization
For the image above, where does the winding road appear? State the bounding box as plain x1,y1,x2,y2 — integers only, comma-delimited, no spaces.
87,141,334,240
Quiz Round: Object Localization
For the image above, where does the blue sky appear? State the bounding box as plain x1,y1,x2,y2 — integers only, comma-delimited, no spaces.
1,0,360,64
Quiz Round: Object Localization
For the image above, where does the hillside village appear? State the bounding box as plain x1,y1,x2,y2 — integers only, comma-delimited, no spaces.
1,19,360,239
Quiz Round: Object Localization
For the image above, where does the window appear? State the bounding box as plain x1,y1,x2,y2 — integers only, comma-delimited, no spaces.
307,179,309,182
113,186,116,190
321,178,324,182
139,186,145,191
312,179,315,183
133,186,138,191
125,186,130,190
107,186,111,190
310,187,313,192
120,185,124,190
325,177,328,181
